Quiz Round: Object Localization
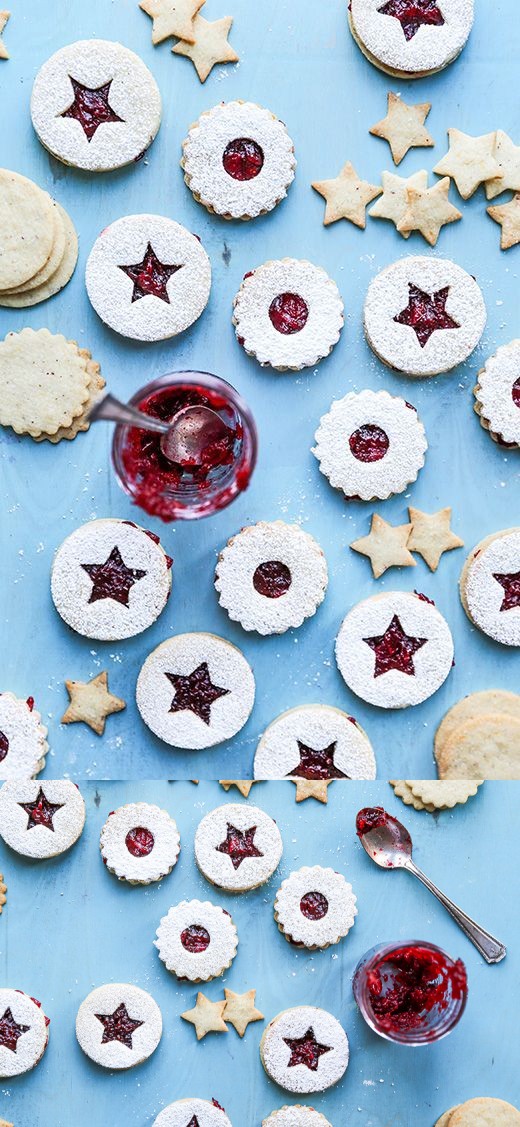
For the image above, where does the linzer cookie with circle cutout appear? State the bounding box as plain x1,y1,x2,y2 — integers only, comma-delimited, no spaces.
31,40,162,172
136,632,255,749
85,214,211,341
0,989,50,1078
364,256,486,377
153,1100,233,1127
155,900,239,981
348,0,474,79
215,521,328,635
260,1006,349,1094
51,518,172,641
194,803,283,892
75,984,162,1070
336,591,454,708
0,780,86,859
233,259,344,370
100,802,180,885
474,340,520,448
254,704,376,780
460,528,520,646
182,100,296,220
274,867,357,950
0,693,48,780
313,389,427,500
263,1109,332,1127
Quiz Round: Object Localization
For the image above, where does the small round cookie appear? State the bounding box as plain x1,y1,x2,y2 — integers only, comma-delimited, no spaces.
215,522,328,635
85,214,211,342
0,989,49,1078
260,1007,349,1094
136,633,255,750
194,803,283,892
434,690,520,762
31,40,162,172
254,704,376,780
364,257,486,377
0,780,86,859
474,341,520,448
233,259,344,371
100,803,180,885
181,100,296,221
154,900,239,982
274,867,357,950
153,1100,233,1127
0,328,91,438
75,984,162,1070
336,591,454,709
460,528,520,646
0,693,48,779
0,204,79,309
51,518,172,642
313,390,427,500
263,1109,332,1127
437,714,520,780
0,169,55,290
450,1098,520,1127
349,0,474,79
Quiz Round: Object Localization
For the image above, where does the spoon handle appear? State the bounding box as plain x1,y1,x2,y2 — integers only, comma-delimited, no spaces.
88,392,168,435
407,860,506,964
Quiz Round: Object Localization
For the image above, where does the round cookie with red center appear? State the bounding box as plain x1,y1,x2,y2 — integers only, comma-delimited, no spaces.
0,693,48,780
313,390,427,500
336,591,454,709
194,803,283,892
460,528,520,646
75,983,162,1070
0,989,50,1078
85,214,211,342
263,1108,332,1127
51,518,172,642
100,802,180,885
31,40,162,172
260,1006,349,1094
474,340,520,448
215,522,328,635
349,0,474,79
153,1100,233,1127
0,780,86,860
154,900,239,982
254,704,376,780
136,632,255,750
181,101,296,221
364,256,486,377
233,259,344,371
274,866,357,950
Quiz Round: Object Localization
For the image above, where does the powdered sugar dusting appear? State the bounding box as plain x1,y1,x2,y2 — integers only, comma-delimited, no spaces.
153,1100,232,1127
75,983,162,1070
474,340,520,446
100,802,180,884
263,1106,332,1126
154,900,239,981
254,704,376,779
194,802,283,890
464,530,520,645
0,779,85,858
260,1006,349,1093
0,989,49,1077
274,866,357,948
0,693,48,779
350,0,474,76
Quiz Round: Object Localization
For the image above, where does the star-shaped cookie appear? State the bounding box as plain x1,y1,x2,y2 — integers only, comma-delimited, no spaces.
181,993,228,1040
223,989,264,1037
0,11,10,60
487,193,520,250
351,513,416,579
292,779,334,804
485,131,520,200
312,162,381,228
140,0,205,44
433,128,502,199
369,169,428,236
407,506,464,571
397,177,462,246
61,671,126,736
219,780,256,797
172,15,238,82
370,93,434,166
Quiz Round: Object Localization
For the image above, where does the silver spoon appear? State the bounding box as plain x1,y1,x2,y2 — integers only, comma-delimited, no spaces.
89,391,231,464
356,807,506,964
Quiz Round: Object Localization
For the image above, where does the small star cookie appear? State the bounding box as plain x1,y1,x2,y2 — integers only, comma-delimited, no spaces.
140,0,205,44
397,177,462,246
219,780,256,796
223,989,264,1037
181,993,228,1040
0,873,6,914
433,128,502,199
0,11,10,60
293,780,334,804
62,671,126,736
351,513,416,579
369,169,428,236
407,506,464,571
370,93,434,166
312,162,381,228
487,193,520,250
485,131,520,200
173,15,238,82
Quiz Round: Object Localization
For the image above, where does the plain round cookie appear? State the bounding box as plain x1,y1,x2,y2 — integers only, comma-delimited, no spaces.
461,528,520,646
450,1098,520,1127
31,39,162,171
260,1006,349,1094
437,714,520,779
474,341,520,448
153,1100,233,1127
0,780,86,859
100,803,180,885
2,198,66,293
0,989,49,1078
0,328,90,438
434,690,520,762
254,704,376,780
0,204,79,308
274,866,357,949
263,1108,332,1127
154,900,239,981
0,169,55,289
75,983,162,1070
194,803,283,891
0,693,48,779
435,1111,460,1127
349,0,474,79
408,780,483,808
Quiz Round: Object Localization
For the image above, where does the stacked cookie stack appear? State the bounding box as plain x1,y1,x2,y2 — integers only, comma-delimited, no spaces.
0,170,77,308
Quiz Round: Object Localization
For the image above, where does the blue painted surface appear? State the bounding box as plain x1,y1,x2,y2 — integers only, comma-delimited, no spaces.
0,0,519,780
0,781,518,1127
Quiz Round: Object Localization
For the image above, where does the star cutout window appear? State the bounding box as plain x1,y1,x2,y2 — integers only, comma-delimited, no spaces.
165,662,229,726
81,546,147,607
493,570,520,611
95,1002,144,1049
377,0,445,42
118,243,183,303
363,614,427,678
186,1118,200,1127
216,823,264,870
0,729,9,762
0,1008,30,1052
287,741,350,781
19,787,65,831
283,1026,332,1071
60,77,124,142
394,283,460,348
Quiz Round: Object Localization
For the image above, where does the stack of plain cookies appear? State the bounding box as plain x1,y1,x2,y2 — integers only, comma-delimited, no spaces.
0,168,78,308
434,690,520,780
436,1096,520,1126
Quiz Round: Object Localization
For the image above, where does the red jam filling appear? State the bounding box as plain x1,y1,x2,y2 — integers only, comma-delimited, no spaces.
26,696,35,711
356,806,389,837
512,377,520,408
166,661,229,725
283,1027,332,1071
349,424,389,463
414,590,435,605
394,284,460,348
186,1119,200,1127
118,243,183,304
300,891,329,920
216,823,263,870
61,77,124,142
222,137,264,180
363,614,427,677
125,826,155,857
19,787,65,831
288,740,349,781
81,545,147,607
493,569,520,611
0,1008,30,1051
181,925,211,953
365,945,467,1034
212,1101,225,1111
269,292,309,335
253,560,292,598
377,0,445,41
95,1002,143,1048
0,731,8,763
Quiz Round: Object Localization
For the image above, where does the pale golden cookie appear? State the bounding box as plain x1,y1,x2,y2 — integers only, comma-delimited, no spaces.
408,507,464,572
219,780,256,797
450,1098,520,1127
293,780,334,804
370,93,434,166
434,690,520,761
409,780,483,808
435,1110,460,1127
62,671,126,736
0,169,55,289
389,780,435,813
486,131,520,200
140,0,204,44
172,15,238,82
312,161,381,228
34,356,105,443
0,328,90,438
434,128,501,199
0,11,10,59
181,993,228,1040
223,989,264,1037
487,193,520,250
369,169,428,237
397,177,462,246
437,714,520,780
351,513,415,579
2,199,65,294
0,204,78,308
0,873,6,913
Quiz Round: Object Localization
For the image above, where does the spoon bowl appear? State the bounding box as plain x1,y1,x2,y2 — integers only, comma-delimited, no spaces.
89,392,230,466
357,807,412,869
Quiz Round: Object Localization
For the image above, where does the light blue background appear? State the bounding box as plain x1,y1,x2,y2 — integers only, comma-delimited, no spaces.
0,781,518,1127
0,0,519,779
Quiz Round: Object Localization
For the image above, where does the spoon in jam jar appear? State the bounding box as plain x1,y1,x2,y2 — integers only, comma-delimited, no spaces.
356,807,506,964
89,391,233,465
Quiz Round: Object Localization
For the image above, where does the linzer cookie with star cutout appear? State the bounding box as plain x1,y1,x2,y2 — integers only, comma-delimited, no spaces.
153,1100,233,1127
263,1110,332,1127
85,214,211,341
274,867,357,950
364,256,486,377
474,341,520,448
0,780,86,859
336,591,454,708
254,704,376,781
51,518,172,641
313,389,427,501
155,900,239,982
136,632,255,749
215,521,328,635
260,1006,349,1094
0,989,50,1078
75,984,162,1070
31,40,161,172
182,101,296,220
349,0,474,78
233,259,344,371
0,693,48,779
460,528,520,646
100,802,180,885
194,803,283,892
